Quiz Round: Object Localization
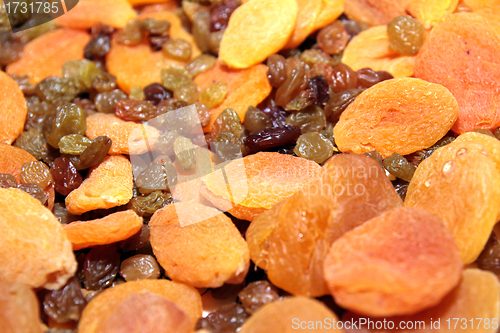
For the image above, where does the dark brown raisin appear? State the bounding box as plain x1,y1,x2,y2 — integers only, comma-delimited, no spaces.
43,277,87,323
196,303,249,333
95,89,128,114
244,106,272,134
148,34,170,51
307,75,330,107
84,34,111,61
210,0,239,32
52,202,79,224
0,174,17,189
393,179,409,201
244,125,301,153
331,63,358,93
324,88,364,123
267,54,287,88
143,83,173,105
356,68,381,89
50,157,83,196
238,281,280,314
341,18,364,40
383,153,416,182
114,99,159,122
83,244,121,290
78,136,112,169
261,106,288,128
120,224,150,252
477,233,500,275
275,63,308,108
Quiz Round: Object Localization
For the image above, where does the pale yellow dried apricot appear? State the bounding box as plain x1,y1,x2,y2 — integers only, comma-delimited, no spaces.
0,282,43,333
284,0,322,49
78,279,202,333
0,72,27,145
0,188,76,289
407,0,459,27
149,202,249,288
342,26,415,78
219,0,298,69
405,140,500,264
65,155,133,215
313,0,345,30
344,0,407,26
334,78,458,158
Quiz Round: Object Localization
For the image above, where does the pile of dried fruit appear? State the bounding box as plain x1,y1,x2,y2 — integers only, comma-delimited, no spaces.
1,0,500,332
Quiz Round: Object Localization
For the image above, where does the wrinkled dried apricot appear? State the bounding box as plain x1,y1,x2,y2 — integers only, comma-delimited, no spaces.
334,78,458,158
343,268,499,333
405,140,500,264
78,279,202,333
324,207,462,317
85,113,160,155
284,0,322,49
313,0,344,30
344,0,407,26
63,210,142,250
0,282,43,333
342,26,416,78
149,202,249,288
247,154,403,297
65,155,133,215
6,29,90,84
239,297,342,333
0,188,76,289
414,13,500,134
0,72,27,145
219,0,298,69
201,152,322,221
0,143,37,182
55,0,136,29
407,0,459,27
194,61,271,132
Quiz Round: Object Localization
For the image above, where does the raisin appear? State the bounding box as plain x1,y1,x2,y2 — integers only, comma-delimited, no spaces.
331,63,358,93
387,15,426,55
148,34,170,51
17,183,47,204
129,86,145,100
92,72,117,93
324,89,364,123
52,202,79,224
14,128,49,161
173,82,199,105
156,99,189,118
135,157,178,194
210,0,239,32
43,277,87,323
84,34,111,61
196,303,249,333
0,38,23,66
58,134,92,155
244,125,301,153
477,233,500,275
114,99,159,122
50,157,83,196
299,49,331,67
156,130,179,156
95,89,128,114
383,153,416,182
0,174,17,188
212,132,245,162
20,161,52,189
294,132,334,164
267,54,287,88
46,104,87,148
285,105,326,133
84,244,121,290
275,63,308,108
494,128,500,140
24,96,57,132
307,75,330,107
317,20,349,54
144,83,173,105
356,68,381,89
208,29,224,55
364,150,384,167
161,66,193,91
174,136,197,171
119,254,161,281
162,37,192,61
244,106,272,134
78,136,112,169
238,281,280,314
192,9,211,54
212,108,243,139
128,191,173,217
36,77,82,106
341,19,364,40
261,106,288,128
200,82,227,108
186,54,217,77
9,74,36,96
116,19,145,45
74,98,97,116
285,89,317,111
195,102,211,128
393,179,409,201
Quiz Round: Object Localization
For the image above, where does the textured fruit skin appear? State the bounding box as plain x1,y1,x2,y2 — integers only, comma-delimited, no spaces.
239,297,343,333
407,0,459,27
219,0,298,69
324,207,463,317
313,0,344,30
414,13,500,134
78,280,202,333
344,0,406,26
0,282,44,333
334,78,458,158
405,140,500,264
284,0,322,49
0,72,27,145
0,144,37,183
342,268,500,333
0,188,76,289
149,203,249,288
247,154,403,297
65,155,133,215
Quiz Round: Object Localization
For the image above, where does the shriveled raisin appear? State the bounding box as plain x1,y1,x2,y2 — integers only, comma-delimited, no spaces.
317,20,349,54
14,128,49,161
195,102,211,128
0,174,17,188
50,157,83,196
148,34,170,51
144,83,173,105
43,277,87,323
174,136,197,171
294,132,334,164
192,9,211,54
212,108,243,139
24,96,57,132
307,75,330,107
208,30,224,55
285,105,326,133
84,244,121,290
114,99,159,122
36,77,82,106
238,280,280,314
299,49,331,67
119,254,161,281
275,63,308,108
162,66,192,91
162,38,192,61
46,104,87,148
331,63,358,93
78,136,112,169
285,89,317,111
383,153,416,182
9,74,36,96
387,15,426,55
156,130,179,156
53,202,79,224
116,19,144,46
141,18,170,36
186,54,217,77
20,161,52,189
356,68,381,89
95,89,128,114
200,82,227,108
341,19,364,40
244,106,272,134
135,157,178,194
196,303,249,333
210,0,239,32
261,106,288,128
477,233,500,275
17,183,47,205
267,54,287,88
324,89,363,123
244,125,301,153
174,82,199,105
92,72,117,93
393,179,409,201
129,191,173,217
84,34,111,61
212,132,244,162
58,134,92,155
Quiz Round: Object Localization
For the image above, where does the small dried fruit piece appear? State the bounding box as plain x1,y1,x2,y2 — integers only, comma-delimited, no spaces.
294,132,334,164
162,38,193,61
65,155,134,215
46,104,87,149
200,82,227,108
63,210,142,250
239,297,343,333
0,282,44,333
51,157,83,196
238,281,280,314
334,78,459,157
0,71,27,144
201,152,322,221
405,140,500,264
196,303,249,332
174,136,197,171
0,188,76,289
20,161,52,189
324,207,462,317
149,202,250,288
317,20,349,54
0,144,37,183
59,134,93,155
84,244,121,290
387,16,426,55
219,0,298,69
43,277,87,323
119,255,161,281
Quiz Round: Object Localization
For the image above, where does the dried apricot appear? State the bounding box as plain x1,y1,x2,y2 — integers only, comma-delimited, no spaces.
342,26,416,78
55,0,136,29
405,140,500,264
219,0,298,69
344,0,407,26
0,72,27,145
414,13,500,134
194,61,271,132
65,155,134,215
85,113,160,155
284,0,322,49
63,210,142,250
334,78,459,158
324,207,462,317
149,202,249,288
128,0,176,6
0,282,44,333
313,0,344,30
78,279,202,333
6,29,90,84
247,154,403,297
201,152,322,221
0,188,76,289
343,268,499,333
407,0,459,27
0,143,37,182
239,297,342,333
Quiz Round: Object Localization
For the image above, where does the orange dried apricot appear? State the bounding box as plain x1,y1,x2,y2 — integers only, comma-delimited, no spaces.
219,0,298,69
78,279,202,333
149,202,250,288
194,61,271,132
407,0,459,27
65,155,134,215
0,71,27,144
0,188,76,289
284,0,322,49
85,113,159,155
414,13,500,134
324,207,463,317
313,0,345,30
63,210,142,250
342,268,500,333
201,152,322,221
344,0,407,26
334,78,459,158
6,29,90,84
55,0,136,29
0,143,37,182
405,140,500,264
96,291,192,333
0,282,44,333
342,26,416,78
239,297,342,333
128,0,176,6
247,154,403,297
